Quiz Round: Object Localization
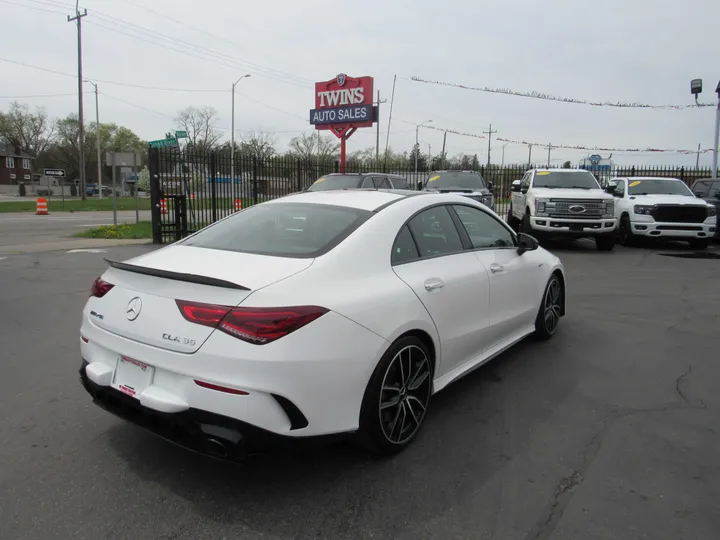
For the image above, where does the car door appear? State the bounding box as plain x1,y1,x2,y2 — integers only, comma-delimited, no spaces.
612,180,627,216
513,172,531,218
450,204,538,350
391,205,491,377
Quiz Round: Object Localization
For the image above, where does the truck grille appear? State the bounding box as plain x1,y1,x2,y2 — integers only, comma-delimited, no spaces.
652,205,707,224
549,199,605,218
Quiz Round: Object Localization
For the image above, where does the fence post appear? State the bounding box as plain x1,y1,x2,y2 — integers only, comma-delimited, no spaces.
210,151,218,223
334,160,339,173
296,159,302,192
679,166,685,184
148,146,162,244
252,157,259,205
631,166,636,177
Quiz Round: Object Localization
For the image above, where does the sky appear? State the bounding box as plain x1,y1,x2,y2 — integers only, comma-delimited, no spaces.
1,0,719,168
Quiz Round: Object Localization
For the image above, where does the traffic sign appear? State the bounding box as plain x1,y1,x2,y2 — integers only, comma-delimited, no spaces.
148,138,178,148
175,130,188,139
44,168,66,177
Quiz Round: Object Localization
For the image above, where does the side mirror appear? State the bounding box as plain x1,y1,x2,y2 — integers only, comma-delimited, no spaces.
416,180,423,191
487,181,493,192
517,233,539,255
605,184,616,194
511,180,522,193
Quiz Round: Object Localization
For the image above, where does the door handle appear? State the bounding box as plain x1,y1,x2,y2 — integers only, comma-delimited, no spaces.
424,278,445,291
489,263,504,274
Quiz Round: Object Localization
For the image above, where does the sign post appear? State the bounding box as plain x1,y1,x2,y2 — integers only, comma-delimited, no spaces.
310,74,376,173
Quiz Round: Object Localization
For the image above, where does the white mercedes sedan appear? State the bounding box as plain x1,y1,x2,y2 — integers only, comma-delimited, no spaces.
79,189,566,459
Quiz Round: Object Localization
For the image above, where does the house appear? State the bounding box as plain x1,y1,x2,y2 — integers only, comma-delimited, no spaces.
0,143,33,186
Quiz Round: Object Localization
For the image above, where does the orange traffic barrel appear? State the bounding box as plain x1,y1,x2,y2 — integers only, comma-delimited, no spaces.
36,197,48,215
160,198,168,214
235,198,242,211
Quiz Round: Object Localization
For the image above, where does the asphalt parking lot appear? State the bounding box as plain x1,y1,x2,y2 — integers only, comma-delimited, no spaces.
1,240,719,540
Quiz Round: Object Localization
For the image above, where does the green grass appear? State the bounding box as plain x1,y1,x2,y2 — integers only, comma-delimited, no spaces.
75,221,153,239
0,197,151,213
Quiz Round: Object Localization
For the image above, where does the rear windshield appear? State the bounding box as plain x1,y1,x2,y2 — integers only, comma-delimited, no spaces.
181,203,373,258
307,175,361,191
532,170,600,189
424,171,486,190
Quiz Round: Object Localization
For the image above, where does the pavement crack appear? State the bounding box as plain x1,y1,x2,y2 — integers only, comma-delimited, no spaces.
675,366,692,404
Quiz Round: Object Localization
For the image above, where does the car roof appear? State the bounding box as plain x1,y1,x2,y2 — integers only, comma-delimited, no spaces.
265,188,425,212
614,176,682,181
325,172,405,178
533,168,585,173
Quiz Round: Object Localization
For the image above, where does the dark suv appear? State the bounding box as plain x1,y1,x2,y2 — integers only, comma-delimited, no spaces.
691,178,720,239
420,170,494,210
306,173,408,192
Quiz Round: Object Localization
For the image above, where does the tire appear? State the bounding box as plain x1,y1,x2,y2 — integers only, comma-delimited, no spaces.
357,336,433,456
534,275,563,341
689,239,709,250
507,205,520,232
521,212,532,234
618,215,636,246
595,234,615,251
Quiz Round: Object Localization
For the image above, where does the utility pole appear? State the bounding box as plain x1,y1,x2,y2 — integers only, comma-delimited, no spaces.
528,144,533,167
441,131,447,166
713,82,720,179
384,75,397,168
68,2,87,200
483,124,497,170
696,143,701,169
546,142,553,167
231,74,251,193
374,91,386,164
86,81,103,199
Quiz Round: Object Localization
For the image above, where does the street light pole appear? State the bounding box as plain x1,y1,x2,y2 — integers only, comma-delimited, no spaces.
502,142,509,167
231,74,251,189
713,82,720,178
415,119,432,174
67,1,87,200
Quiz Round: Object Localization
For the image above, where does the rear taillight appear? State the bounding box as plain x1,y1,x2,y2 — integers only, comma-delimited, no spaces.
176,300,328,345
91,277,114,298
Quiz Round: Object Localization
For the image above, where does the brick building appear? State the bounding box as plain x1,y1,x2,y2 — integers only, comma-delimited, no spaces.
0,143,33,185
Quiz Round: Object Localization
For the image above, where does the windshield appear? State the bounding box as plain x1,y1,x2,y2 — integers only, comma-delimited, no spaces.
425,171,486,190
532,170,600,189
181,203,372,258
307,175,361,191
628,179,693,196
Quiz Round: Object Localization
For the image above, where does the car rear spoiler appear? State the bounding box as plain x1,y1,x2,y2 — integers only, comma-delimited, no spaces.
105,259,251,290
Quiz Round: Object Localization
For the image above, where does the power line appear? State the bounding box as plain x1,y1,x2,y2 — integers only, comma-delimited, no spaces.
0,92,90,98
0,0,65,15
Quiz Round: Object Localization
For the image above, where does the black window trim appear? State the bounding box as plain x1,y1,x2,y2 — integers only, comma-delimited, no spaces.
179,202,375,259
448,203,518,251
390,202,493,267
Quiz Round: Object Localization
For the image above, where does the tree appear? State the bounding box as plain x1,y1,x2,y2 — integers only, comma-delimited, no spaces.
408,143,427,171
240,131,276,162
288,132,339,161
175,106,222,152
0,101,55,156
563,160,572,168
136,166,150,192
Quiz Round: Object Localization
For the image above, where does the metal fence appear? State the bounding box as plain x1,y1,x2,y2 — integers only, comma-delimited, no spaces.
149,147,715,244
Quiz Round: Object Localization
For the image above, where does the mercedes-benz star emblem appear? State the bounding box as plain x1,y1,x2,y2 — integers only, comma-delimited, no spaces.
126,297,142,321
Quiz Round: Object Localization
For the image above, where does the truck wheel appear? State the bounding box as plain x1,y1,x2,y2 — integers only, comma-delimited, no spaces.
595,235,615,251
507,205,520,232
521,212,532,234
689,239,709,250
618,215,636,246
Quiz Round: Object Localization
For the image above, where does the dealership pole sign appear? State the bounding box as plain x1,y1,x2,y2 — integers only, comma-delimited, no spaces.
310,74,376,172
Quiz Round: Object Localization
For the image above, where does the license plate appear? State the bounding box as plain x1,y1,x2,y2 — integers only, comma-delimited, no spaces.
569,224,583,232
112,355,154,398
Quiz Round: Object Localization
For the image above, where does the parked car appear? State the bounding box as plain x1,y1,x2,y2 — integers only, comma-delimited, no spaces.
608,176,717,249
306,172,408,192
79,189,565,459
86,183,114,197
420,170,494,210
509,169,617,251
690,178,720,241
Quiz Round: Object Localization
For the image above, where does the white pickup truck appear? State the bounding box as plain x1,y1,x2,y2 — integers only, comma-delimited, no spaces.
508,169,617,251
607,176,717,249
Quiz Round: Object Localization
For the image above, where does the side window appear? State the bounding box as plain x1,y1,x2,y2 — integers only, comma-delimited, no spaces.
709,182,720,198
522,173,531,188
614,180,626,197
452,205,515,249
391,225,420,265
377,178,392,189
360,177,374,188
408,206,464,257
692,181,710,197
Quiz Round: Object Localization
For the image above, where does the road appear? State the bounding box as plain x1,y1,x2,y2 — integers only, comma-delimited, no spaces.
0,242,719,540
0,211,151,254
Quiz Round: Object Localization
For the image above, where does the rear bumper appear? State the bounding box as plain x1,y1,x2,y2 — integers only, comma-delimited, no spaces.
79,360,346,461
630,220,715,239
530,216,617,236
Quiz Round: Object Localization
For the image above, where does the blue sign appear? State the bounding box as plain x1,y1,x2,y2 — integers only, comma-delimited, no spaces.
207,176,242,184
310,104,373,126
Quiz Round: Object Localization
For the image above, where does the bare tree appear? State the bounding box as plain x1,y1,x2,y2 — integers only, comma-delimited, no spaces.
240,130,276,162
175,106,222,151
0,101,55,155
288,132,338,162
